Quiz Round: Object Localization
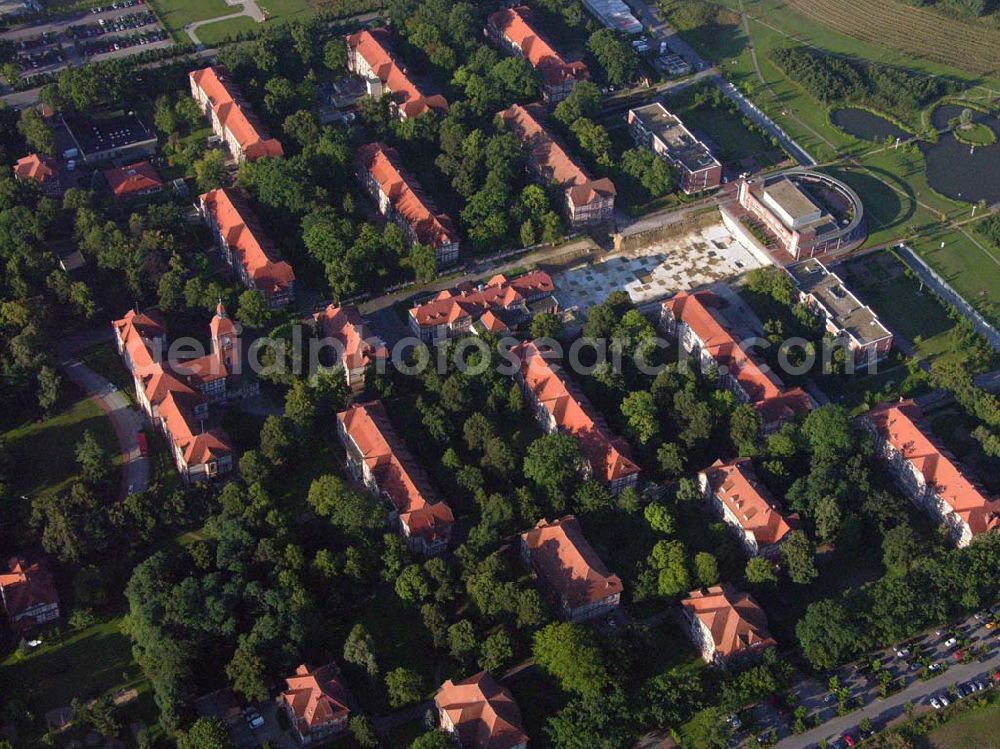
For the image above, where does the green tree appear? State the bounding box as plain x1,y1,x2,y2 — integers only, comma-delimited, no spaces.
385,667,424,707
408,732,454,749
781,531,818,584
236,289,271,329
75,430,111,487
349,715,378,748
343,623,379,677
260,415,295,465
37,365,61,414
745,556,779,585
532,622,609,698
652,540,692,597
586,29,639,86
694,551,719,587
796,599,858,670
644,502,676,535
18,108,55,154
308,474,386,535
179,718,234,749
882,524,919,576
530,312,564,340
523,433,584,510
194,149,228,193
283,110,320,148
395,564,432,604
621,390,659,445
480,628,514,673
448,619,477,660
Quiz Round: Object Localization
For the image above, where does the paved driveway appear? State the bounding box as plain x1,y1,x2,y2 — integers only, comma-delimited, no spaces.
61,359,148,499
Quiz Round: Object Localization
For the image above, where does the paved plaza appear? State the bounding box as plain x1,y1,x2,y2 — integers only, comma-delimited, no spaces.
554,222,764,313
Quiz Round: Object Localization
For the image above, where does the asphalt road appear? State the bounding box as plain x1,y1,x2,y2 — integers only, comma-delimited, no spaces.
61,358,149,499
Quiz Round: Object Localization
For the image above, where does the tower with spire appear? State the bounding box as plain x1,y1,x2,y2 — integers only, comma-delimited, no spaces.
210,301,237,372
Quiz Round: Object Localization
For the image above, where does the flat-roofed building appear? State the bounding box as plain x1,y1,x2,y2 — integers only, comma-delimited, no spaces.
61,111,157,165
736,169,867,261
582,0,643,34
627,102,721,194
486,6,589,104
500,103,616,228
788,258,893,367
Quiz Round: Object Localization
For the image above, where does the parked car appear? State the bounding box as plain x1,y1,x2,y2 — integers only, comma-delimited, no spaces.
929,662,944,672
843,734,857,747
939,694,951,707
930,696,944,710
944,637,958,648
954,649,967,661
895,647,910,658
243,707,264,730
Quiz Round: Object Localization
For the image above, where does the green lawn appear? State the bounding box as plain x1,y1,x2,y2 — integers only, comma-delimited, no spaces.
3,396,121,536
192,15,262,46
147,0,239,39
928,700,1000,749
257,0,313,22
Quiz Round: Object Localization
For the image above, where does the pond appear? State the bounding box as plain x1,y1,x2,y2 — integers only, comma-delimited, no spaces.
922,104,1000,205
831,108,910,142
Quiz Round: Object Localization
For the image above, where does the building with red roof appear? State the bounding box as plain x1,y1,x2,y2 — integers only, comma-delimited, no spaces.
512,340,640,493
199,188,295,308
189,66,283,163
486,6,589,103
112,306,237,483
337,401,454,555
13,153,60,195
346,29,449,120
0,556,59,631
865,400,1000,547
281,663,353,744
680,584,776,668
699,458,800,558
408,271,558,342
500,103,616,227
313,304,388,393
356,142,459,265
435,671,529,749
660,290,812,432
521,515,622,622
104,161,163,201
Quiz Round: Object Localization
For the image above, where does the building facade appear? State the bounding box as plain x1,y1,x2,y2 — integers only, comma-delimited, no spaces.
500,103,616,228
680,584,776,668
486,6,589,103
281,663,352,744
698,457,800,558
0,556,60,631
313,304,388,393
436,671,529,749
356,142,460,265
189,66,283,163
865,400,1000,547
337,401,454,555
199,188,295,308
521,516,622,622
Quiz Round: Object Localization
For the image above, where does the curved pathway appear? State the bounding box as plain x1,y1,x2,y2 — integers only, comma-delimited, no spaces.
60,359,149,499
185,0,264,48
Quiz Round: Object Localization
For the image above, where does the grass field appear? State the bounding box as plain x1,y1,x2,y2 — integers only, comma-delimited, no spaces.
4,396,121,516
928,701,1000,748
147,0,234,38
192,15,261,45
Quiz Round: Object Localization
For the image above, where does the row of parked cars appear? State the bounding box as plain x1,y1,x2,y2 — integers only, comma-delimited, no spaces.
930,676,991,710
88,0,143,13
69,11,158,40
78,28,167,57
16,46,64,71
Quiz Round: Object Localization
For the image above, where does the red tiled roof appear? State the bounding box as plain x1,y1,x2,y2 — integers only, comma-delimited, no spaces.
14,153,57,183
282,663,351,734
664,291,812,424
337,401,454,543
104,161,162,198
357,142,458,250
200,188,295,296
868,400,1000,536
701,458,799,546
0,556,58,629
112,308,233,469
346,29,449,118
682,583,776,660
500,103,616,208
314,304,388,371
478,310,509,333
189,66,283,160
409,271,555,329
487,6,589,88
513,340,639,483
522,515,623,610
435,671,528,749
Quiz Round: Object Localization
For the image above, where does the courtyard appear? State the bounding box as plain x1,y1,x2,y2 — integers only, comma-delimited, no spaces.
554,222,764,313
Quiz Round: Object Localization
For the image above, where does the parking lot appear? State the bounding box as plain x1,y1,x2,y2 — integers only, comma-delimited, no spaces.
0,0,172,82
553,222,764,314
740,608,1000,748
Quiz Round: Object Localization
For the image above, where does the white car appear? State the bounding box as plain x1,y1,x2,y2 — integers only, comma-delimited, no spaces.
939,694,950,707
930,696,943,710
944,637,958,648
895,647,910,658
243,708,264,730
